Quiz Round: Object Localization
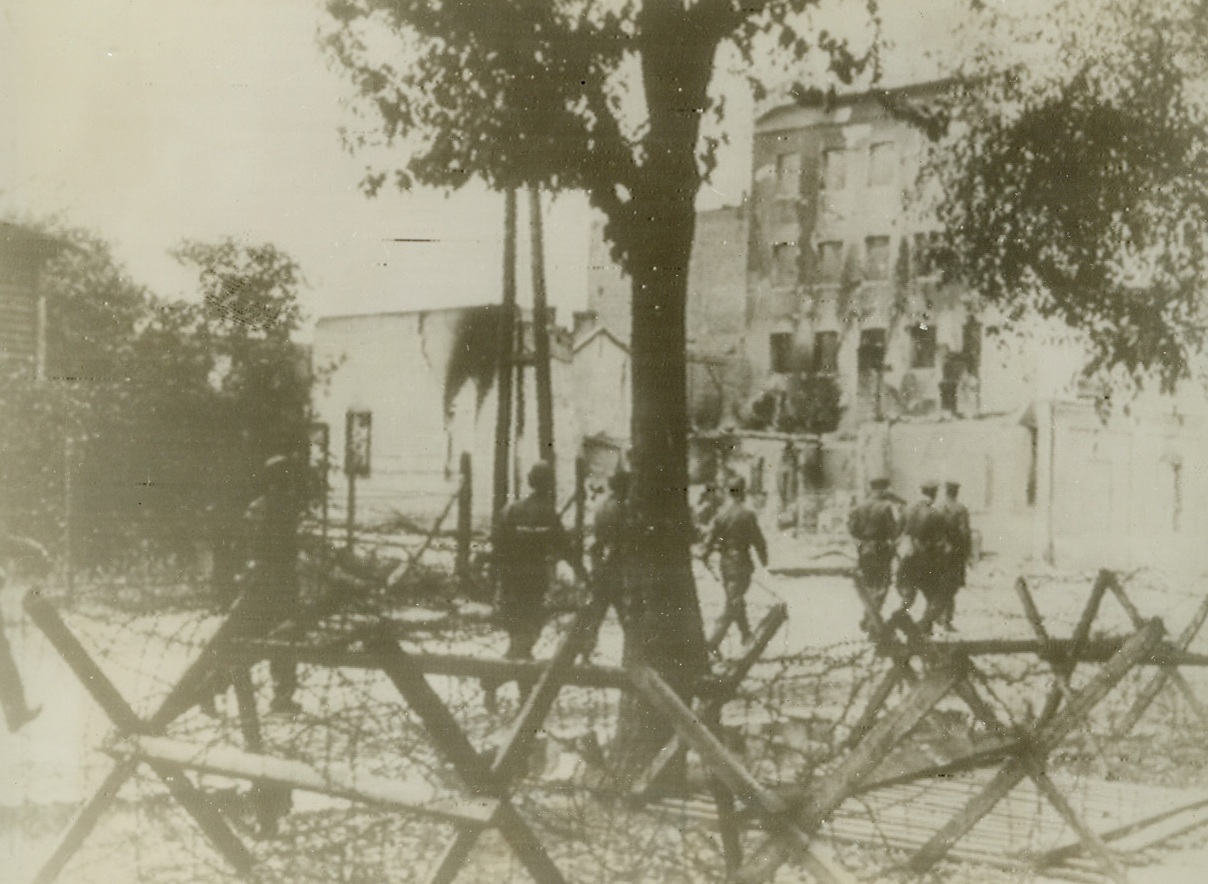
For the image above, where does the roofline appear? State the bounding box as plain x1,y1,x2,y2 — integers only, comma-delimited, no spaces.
573,325,629,355
316,304,500,325
755,77,958,128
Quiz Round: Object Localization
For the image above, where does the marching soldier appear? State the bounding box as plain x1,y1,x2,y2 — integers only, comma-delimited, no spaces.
704,474,768,643
896,480,948,632
583,469,630,658
848,477,900,632
936,480,972,631
231,454,304,715
485,461,576,709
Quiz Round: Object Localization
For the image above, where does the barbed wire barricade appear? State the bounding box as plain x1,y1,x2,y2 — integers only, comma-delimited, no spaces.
12,502,1208,884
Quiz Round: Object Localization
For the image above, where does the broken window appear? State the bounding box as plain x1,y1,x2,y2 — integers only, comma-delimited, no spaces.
864,236,891,280
909,324,937,369
771,241,797,287
857,328,887,375
818,241,844,281
962,316,982,378
822,148,847,191
813,331,840,374
775,151,801,197
770,332,793,374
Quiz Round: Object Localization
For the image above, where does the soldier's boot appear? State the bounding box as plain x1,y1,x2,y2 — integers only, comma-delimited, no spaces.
0,643,39,732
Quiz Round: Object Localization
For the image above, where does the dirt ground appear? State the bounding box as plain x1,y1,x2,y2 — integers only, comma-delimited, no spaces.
4,532,1208,884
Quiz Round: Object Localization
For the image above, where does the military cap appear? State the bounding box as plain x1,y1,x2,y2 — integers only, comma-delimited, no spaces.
921,479,939,493
945,479,961,491
726,474,747,496
869,477,891,490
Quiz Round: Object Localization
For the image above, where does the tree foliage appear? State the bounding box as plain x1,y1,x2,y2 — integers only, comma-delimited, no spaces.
323,0,878,272
926,0,1208,391
0,226,314,571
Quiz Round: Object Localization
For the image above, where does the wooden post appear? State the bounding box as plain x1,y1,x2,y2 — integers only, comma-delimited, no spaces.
63,435,74,599
493,190,517,529
573,455,587,574
529,186,555,475
456,452,472,591
109,735,500,826
345,471,357,552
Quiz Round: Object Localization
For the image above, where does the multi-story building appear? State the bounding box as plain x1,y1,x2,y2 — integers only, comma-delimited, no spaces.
585,82,1208,569
747,81,988,429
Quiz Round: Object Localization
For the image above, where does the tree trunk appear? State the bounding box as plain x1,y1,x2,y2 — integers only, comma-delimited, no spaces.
613,12,718,774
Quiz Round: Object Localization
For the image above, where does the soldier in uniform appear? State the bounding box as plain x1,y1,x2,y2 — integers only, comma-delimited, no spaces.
240,454,303,714
485,461,576,708
704,474,768,643
848,477,900,632
936,480,972,631
0,533,50,732
896,480,948,632
582,469,630,659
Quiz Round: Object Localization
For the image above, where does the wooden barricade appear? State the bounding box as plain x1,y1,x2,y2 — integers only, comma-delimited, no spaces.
31,555,1199,884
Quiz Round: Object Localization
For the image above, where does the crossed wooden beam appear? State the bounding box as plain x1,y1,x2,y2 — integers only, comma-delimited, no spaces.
23,590,608,884
616,570,1171,883
25,579,790,884
632,604,1162,883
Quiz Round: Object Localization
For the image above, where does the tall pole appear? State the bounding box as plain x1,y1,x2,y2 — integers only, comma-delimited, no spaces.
63,435,73,599
492,190,518,529
456,451,473,591
529,187,555,480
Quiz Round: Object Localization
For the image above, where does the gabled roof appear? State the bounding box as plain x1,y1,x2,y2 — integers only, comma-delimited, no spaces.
573,325,629,355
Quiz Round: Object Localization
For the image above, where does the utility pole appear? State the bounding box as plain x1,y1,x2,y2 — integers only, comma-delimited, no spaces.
529,187,555,481
492,189,518,530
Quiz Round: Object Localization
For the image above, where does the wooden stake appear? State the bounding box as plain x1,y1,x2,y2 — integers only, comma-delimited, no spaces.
493,189,518,528
529,186,555,473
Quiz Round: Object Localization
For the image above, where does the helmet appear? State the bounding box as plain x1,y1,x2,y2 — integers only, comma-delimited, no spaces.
528,461,555,491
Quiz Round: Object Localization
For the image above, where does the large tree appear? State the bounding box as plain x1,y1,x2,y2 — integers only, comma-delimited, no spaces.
925,0,1208,393
323,0,878,756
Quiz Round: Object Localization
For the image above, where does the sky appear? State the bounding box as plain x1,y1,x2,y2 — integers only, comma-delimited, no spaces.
0,0,985,327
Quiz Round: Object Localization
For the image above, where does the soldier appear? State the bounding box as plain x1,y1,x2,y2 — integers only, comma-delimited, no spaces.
936,480,972,631
583,469,630,659
242,454,304,714
0,534,50,732
704,474,769,643
896,480,947,632
848,477,900,632
485,461,576,709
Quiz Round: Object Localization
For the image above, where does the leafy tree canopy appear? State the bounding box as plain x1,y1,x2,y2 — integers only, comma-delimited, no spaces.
0,223,314,569
323,0,879,271
926,0,1208,392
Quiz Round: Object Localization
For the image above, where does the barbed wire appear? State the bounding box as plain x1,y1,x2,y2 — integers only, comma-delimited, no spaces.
11,538,1208,884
